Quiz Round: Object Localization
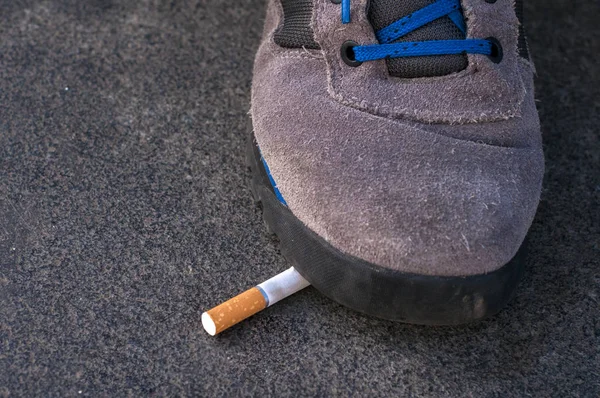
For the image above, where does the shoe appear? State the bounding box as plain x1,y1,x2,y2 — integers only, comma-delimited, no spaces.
248,0,544,324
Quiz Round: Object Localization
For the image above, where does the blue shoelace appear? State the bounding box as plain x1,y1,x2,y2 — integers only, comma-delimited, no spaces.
340,0,494,63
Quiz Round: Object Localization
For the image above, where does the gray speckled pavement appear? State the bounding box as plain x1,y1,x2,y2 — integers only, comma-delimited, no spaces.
1,1,598,396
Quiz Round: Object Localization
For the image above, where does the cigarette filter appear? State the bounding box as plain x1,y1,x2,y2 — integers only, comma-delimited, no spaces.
202,267,310,336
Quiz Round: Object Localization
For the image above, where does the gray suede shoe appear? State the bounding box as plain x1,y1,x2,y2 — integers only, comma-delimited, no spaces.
248,0,544,324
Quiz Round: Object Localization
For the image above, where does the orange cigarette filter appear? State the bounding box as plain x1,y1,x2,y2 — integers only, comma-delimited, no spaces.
202,267,310,336
202,287,267,336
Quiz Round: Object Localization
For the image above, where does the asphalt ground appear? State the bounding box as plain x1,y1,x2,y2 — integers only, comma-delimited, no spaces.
1,0,599,396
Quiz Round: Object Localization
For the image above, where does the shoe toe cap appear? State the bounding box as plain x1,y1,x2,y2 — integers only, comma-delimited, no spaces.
258,121,544,277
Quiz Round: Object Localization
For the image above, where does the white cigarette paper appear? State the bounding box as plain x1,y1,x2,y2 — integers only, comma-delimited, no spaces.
202,267,310,336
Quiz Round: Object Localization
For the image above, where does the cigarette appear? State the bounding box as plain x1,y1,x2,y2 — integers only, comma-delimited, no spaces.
202,267,311,336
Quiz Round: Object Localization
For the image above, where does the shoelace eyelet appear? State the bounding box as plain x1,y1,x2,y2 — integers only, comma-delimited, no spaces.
486,37,503,63
341,41,363,67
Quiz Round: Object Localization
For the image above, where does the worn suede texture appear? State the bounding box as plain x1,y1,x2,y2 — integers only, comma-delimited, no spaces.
251,0,544,277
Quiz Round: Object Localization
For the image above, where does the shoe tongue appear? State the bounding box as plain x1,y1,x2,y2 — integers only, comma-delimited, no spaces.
368,0,468,78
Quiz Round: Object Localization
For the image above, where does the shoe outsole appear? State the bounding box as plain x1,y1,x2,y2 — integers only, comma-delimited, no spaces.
246,128,525,325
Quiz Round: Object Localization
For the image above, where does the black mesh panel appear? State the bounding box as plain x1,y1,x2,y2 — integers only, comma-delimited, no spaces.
274,0,320,50
368,0,468,78
515,0,530,59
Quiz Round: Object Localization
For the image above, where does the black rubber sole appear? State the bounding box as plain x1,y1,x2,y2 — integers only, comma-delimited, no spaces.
247,130,525,325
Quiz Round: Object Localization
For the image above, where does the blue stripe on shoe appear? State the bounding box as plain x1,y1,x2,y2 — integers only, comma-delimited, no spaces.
259,149,288,206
